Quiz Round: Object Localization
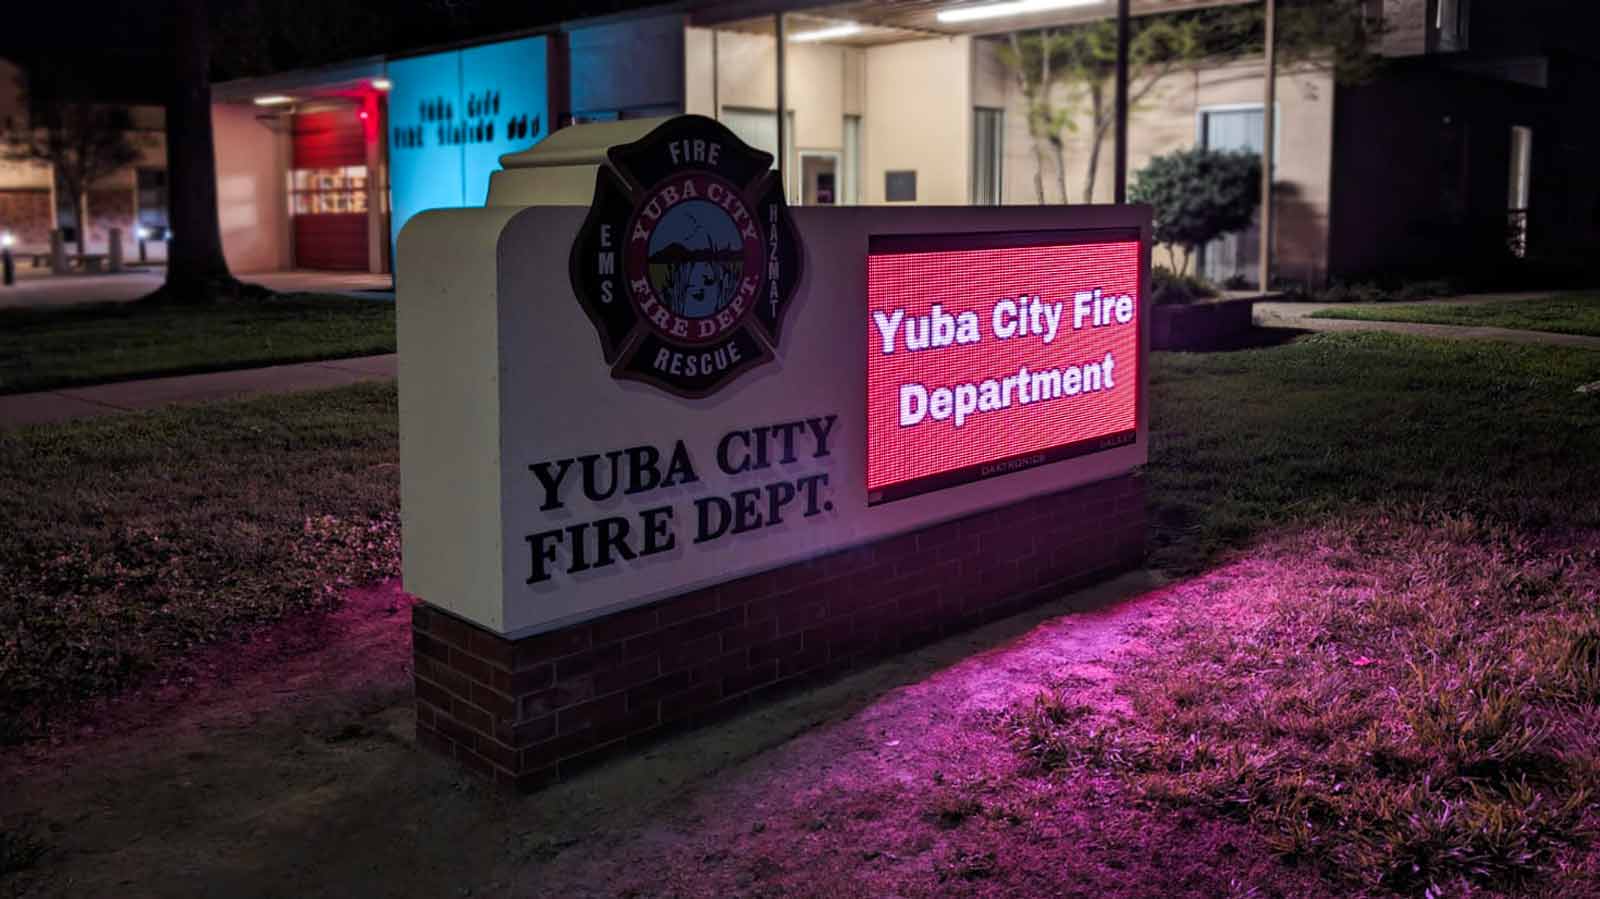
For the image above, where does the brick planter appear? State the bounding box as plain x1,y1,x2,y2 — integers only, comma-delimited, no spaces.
413,472,1145,791
1151,297,1256,351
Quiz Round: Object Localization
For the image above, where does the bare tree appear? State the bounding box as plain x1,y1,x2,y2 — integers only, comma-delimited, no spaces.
1058,18,1199,203
999,32,1073,204
998,1,1381,205
3,68,149,259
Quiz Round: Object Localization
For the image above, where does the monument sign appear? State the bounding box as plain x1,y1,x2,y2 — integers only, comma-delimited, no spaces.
399,115,1149,788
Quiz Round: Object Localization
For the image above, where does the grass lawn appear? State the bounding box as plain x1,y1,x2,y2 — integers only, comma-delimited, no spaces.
0,383,398,742
1016,330,1600,895
3,331,1600,895
0,293,395,395
1146,330,1600,571
1310,291,1600,337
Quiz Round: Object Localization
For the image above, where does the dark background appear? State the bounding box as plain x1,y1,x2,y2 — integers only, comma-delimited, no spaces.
0,0,661,103
5,0,1599,106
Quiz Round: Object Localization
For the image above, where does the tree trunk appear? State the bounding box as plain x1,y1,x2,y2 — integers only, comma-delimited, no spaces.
1032,142,1046,205
1083,84,1104,203
154,0,257,304
1050,137,1067,205
71,189,86,259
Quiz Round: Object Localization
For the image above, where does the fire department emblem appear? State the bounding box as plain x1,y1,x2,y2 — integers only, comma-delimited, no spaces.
569,115,805,398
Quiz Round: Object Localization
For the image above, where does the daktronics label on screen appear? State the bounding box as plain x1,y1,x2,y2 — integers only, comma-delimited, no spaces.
865,230,1141,504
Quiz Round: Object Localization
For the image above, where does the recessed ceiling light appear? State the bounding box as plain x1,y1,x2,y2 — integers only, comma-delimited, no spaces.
937,0,1104,24
789,22,864,42
252,95,295,107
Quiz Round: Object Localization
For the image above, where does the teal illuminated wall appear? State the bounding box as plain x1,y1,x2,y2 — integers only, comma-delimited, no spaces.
387,36,550,252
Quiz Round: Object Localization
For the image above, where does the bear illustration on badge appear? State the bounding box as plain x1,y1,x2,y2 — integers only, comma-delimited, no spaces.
569,115,805,398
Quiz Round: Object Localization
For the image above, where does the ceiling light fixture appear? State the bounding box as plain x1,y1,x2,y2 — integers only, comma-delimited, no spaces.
937,0,1104,24
788,22,864,42
252,95,295,107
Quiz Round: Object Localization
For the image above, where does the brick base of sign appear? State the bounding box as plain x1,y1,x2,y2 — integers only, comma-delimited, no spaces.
412,472,1145,791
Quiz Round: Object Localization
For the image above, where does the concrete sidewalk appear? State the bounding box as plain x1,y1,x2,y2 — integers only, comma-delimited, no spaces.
0,354,396,430
0,269,393,309
1255,290,1600,351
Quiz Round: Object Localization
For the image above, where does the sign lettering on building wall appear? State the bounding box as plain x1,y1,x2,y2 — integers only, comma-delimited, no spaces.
386,35,550,254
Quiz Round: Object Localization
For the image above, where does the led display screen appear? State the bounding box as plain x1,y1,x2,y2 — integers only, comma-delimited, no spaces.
387,36,549,256
866,230,1141,504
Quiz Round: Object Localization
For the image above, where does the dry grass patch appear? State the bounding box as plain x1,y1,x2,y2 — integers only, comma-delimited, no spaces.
1007,511,1600,896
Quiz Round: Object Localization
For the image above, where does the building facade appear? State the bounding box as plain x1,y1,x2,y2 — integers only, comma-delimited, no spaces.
0,57,169,260
208,0,1596,284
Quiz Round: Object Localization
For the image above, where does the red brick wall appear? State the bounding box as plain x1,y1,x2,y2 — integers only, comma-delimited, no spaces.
86,187,135,248
413,472,1145,791
0,189,53,250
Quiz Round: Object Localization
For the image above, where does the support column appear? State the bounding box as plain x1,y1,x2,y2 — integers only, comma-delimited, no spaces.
1113,0,1131,204
1259,0,1277,291
775,13,787,191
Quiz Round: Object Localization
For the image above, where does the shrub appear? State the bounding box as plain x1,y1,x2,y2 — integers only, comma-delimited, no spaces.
1130,147,1262,276
1150,265,1219,306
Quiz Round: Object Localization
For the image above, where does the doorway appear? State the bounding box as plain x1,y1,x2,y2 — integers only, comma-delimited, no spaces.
799,152,840,205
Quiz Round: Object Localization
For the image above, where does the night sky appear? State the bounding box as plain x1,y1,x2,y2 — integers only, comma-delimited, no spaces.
0,0,662,103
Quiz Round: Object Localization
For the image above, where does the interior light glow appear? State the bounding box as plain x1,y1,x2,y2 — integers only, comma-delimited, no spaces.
937,0,1104,24
788,23,864,42
1,232,14,248
253,95,295,106
371,78,393,91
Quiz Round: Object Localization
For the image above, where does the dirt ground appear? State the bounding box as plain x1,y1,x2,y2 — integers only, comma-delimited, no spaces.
2,566,1333,899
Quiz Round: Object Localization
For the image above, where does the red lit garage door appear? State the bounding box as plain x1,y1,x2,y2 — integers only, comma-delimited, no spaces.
290,108,370,271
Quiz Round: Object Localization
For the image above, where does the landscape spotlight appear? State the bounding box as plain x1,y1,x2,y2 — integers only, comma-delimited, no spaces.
789,22,864,42
937,0,1103,24
253,95,295,107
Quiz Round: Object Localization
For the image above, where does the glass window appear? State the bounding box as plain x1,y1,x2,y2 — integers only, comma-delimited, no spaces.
720,107,795,189
1201,108,1265,154
1198,107,1267,285
288,166,369,215
136,168,169,232
972,108,1004,205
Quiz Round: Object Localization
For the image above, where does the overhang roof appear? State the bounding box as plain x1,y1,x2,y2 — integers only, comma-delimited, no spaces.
692,0,1256,46
211,56,387,106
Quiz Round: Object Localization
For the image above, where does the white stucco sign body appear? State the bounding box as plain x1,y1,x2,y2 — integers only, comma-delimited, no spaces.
398,118,1150,638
